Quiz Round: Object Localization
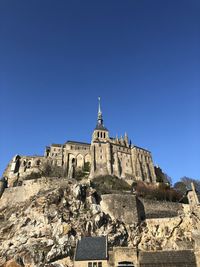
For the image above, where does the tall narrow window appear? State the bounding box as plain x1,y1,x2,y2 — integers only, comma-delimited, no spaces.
98,263,102,267
97,132,99,138
100,132,102,138
88,263,92,267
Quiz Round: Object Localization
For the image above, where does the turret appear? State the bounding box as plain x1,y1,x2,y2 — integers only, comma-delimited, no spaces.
124,132,129,147
120,135,125,146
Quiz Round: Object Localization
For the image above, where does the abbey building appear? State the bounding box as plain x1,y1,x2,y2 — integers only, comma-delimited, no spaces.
4,98,156,184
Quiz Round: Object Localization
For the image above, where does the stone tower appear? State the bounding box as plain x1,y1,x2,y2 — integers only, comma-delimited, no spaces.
90,97,111,177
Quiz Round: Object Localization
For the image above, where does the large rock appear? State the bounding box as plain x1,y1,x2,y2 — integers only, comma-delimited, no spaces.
0,177,199,266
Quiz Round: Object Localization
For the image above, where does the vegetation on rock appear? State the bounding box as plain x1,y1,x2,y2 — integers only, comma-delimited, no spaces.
135,181,184,202
91,175,132,194
154,166,172,185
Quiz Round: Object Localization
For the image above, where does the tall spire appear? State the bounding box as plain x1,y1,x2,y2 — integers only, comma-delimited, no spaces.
98,96,102,114
97,96,103,127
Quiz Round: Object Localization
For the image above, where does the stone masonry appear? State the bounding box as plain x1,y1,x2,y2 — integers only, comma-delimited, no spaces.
3,98,156,185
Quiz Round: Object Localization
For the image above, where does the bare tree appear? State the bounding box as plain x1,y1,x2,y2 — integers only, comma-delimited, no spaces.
180,176,200,192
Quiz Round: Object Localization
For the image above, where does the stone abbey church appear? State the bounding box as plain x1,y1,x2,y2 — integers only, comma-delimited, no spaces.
4,98,156,183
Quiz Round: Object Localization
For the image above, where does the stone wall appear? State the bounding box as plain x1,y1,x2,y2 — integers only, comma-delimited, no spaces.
74,260,108,267
101,194,139,224
138,198,184,219
0,177,67,209
139,250,197,267
193,230,200,267
109,247,138,267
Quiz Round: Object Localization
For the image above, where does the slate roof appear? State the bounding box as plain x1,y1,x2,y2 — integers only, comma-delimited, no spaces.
75,236,107,261
51,144,62,147
139,250,197,264
65,140,91,146
95,124,108,131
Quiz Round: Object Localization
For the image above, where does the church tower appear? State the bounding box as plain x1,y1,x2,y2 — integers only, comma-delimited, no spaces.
90,97,112,178
92,97,109,142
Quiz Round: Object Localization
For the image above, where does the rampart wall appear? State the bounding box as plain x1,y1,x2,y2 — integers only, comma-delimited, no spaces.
101,194,139,224
0,177,66,209
138,198,184,219
0,178,189,224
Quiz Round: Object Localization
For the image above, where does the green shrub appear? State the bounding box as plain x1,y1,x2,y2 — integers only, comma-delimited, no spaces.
136,181,183,202
74,169,85,181
23,172,42,181
42,162,66,178
91,175,132,194
83,162,90,172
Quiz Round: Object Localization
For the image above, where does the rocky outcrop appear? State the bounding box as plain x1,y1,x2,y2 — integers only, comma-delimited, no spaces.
0,177,199,267
0,179,128,266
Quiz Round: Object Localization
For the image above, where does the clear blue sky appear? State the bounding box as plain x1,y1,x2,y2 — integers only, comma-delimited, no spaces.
0,0,199,183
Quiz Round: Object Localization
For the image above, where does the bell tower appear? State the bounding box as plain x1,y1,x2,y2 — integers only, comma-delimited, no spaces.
92,97,109,142
90,97,111,178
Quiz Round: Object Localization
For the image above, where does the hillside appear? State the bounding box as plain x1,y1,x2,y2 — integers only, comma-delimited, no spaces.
0,177,200,267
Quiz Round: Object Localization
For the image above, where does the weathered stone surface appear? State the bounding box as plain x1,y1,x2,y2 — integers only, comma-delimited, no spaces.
101,194,139,224
0,177,200,266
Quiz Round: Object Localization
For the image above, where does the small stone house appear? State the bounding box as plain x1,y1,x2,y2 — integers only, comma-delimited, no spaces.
74,236,108,267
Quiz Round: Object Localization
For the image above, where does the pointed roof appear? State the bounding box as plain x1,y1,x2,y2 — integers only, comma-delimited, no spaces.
75,236,107,261
95,97,108,131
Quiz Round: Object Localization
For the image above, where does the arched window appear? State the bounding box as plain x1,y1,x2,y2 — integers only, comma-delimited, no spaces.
104,132,106,138
100,132,102,138
97,132,99,138
27,161,31,168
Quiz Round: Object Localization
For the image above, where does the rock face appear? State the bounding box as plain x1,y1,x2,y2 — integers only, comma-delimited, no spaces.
0,177,200,267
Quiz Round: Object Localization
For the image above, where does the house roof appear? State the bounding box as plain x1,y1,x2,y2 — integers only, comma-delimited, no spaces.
75,236,107,261
139,250,197,264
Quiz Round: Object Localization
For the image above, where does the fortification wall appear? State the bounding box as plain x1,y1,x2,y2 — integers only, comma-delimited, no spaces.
138,198,185,219
101,194,139,224
139,250,197,267
0,177,67,209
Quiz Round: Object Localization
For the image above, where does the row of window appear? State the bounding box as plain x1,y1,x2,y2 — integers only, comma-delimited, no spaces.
52,146,89,152
53,148,61,152
70,146,89,150
114,147,130,153
88,262,102,267
137,154,151,162
23,160,41,167
97,132,106,138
